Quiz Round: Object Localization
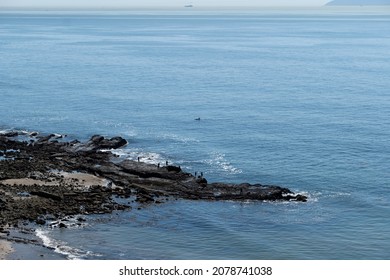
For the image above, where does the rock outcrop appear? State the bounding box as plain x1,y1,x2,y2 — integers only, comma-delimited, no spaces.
0,130,307,227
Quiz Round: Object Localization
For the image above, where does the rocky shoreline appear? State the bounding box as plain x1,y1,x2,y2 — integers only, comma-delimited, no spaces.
0,130,307,250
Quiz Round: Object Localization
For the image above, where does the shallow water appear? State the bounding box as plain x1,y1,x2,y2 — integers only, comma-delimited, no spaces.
1,8,390,259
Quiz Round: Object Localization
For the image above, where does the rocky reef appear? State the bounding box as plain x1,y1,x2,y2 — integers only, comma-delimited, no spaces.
0,130,307,229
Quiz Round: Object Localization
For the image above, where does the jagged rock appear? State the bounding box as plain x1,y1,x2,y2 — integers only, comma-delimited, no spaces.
30,191,62,201
0,131,19,137
195,177,208,188
58,222,67,228
0,198,6,210
85,135,127,150
165,165,182,172
0,130,307,228
68,135,128,152
36,218,46,225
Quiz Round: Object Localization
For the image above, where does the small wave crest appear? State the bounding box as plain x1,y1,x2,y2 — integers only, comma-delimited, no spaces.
111,148,169,165
35,228,101,260
92,120,138,137
284,190,352,204
159,133,200,144
311,190,351,200
204,152,242,175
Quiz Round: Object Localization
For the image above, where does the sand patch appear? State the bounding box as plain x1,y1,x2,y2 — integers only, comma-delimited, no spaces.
0,171,112,189
56,171,112,187
0,240,14,260
1,178,58,187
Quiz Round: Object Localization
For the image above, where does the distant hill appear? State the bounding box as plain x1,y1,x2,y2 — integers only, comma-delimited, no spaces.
327,0,390,5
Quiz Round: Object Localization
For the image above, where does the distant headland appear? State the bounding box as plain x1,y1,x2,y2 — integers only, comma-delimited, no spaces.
326,0,390,5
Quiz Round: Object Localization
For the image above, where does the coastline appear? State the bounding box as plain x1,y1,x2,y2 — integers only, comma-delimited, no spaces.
0,129,306,259
0,240,13,260
1,236,67,260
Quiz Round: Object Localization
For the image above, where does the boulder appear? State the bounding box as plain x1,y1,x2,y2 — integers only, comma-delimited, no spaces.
82,135,128,151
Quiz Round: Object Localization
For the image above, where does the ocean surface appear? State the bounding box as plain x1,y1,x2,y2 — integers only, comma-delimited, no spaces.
1,7,390,260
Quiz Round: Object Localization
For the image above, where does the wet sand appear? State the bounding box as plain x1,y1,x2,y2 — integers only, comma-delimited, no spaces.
1,171,112,189
0,240,14,260
0,171,113,260
5,242,65,260
1,226,66,260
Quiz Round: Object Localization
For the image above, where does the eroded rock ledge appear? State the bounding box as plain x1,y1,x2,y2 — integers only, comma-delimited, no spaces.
0,130,307,228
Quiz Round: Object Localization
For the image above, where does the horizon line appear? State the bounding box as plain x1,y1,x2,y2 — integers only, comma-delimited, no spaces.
0,4,331,10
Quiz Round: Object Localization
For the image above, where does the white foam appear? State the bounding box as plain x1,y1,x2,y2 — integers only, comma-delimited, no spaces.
5,149,20,153
159,133,200,144
205,152,242,174
110,148,169,165
35,228,101,260
0,129,18,135
297,190,351,203
0,129,31,136
286,190,318,203
91,120,138,137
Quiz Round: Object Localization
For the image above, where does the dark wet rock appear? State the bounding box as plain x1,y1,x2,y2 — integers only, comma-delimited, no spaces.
58,223,67,228
36,218,46,225
36,134,56,144
30,191,62,201
196,177,208,186
0,130,307,228
0,131,19,137
286,194,308,202
77,217,86,222
165,165,182,172
71,135,128,152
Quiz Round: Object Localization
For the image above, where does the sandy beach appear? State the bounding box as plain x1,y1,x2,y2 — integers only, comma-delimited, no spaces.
0,239,13,260
0,226,68,260
0,131,306,259
0,170,115,260
3,241,66,260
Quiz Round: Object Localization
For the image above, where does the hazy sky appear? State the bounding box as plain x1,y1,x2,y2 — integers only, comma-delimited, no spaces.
0,0,331,8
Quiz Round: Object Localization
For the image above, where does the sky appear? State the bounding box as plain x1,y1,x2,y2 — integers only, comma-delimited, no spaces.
0,0,331,9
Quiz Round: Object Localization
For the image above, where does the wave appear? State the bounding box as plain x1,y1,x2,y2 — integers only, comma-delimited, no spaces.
91,120,138,137
204,152,242,175
110,148,169,165
158,133,200,144
35,218,102,260
110,149,243,177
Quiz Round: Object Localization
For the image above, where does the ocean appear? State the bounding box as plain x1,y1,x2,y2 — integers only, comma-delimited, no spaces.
1,7,390,259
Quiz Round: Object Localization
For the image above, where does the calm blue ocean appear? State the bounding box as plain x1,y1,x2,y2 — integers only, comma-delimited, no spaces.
1,8,390,259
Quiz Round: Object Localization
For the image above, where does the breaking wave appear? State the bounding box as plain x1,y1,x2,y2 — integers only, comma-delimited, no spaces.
35,216,102,260
35,228,102,260
110,148,169,165
204,152,242,175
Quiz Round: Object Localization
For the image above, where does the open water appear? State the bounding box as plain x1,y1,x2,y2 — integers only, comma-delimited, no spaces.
1,7,390,259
